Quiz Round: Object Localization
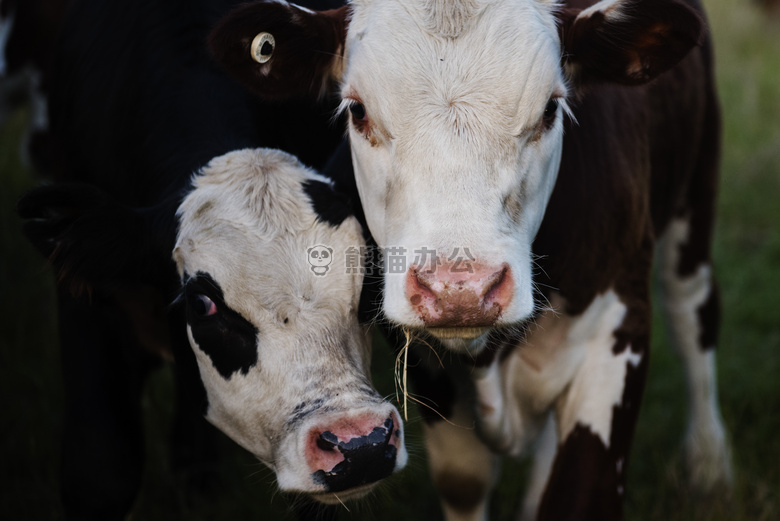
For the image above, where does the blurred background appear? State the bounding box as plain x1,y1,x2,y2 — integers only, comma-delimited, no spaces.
1,0,778,519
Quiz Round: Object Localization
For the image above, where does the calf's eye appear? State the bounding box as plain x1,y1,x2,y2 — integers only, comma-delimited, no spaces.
349,102,367,122
192,294,217,317
542,98,559,127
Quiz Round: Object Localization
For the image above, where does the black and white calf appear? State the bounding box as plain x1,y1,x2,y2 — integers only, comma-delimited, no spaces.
212,0,732,519
173,148,405,500
20,146,406,513
16,0,406,518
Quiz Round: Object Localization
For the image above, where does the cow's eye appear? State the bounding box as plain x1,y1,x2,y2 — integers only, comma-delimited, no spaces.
191,294,217,317
542,98,559,128
349,102,367,122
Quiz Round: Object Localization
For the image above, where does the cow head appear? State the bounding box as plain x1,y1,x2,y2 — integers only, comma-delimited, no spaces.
210,0,702,353
18,148,407,502
173,149,406,500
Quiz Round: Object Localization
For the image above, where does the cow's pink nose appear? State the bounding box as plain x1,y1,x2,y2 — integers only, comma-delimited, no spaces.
306,414,401,492
406,262,513,327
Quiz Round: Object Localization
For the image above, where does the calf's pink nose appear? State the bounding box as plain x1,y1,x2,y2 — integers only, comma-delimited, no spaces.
406,262,513,327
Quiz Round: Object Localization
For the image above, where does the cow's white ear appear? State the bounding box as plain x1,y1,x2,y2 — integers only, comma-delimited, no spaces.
559,0,703,86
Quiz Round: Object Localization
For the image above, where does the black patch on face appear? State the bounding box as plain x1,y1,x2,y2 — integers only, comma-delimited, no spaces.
183,272,259,379
303,179,353,227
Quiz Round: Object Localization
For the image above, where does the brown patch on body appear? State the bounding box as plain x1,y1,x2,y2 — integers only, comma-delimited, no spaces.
538,308,649,520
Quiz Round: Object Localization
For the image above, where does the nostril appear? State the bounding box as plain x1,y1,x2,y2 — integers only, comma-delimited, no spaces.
483,264,513,306
317,431,338,452
412,268,435,293
408,267,437,306
483,266,507,298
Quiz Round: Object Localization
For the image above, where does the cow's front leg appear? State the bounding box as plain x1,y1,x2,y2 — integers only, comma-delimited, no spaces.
409,348,499,521
424,397,499,521
537,290,650,521
517,412,557,521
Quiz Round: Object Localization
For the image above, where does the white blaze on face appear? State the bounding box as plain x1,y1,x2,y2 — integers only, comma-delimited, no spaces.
172,148,406,496
341,0,568,338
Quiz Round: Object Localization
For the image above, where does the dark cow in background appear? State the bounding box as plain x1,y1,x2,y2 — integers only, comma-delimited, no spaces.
0,0,67,170
212,0,732,519
14,0,407,519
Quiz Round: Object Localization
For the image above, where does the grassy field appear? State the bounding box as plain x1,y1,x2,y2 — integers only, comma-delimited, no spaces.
1,0,778,519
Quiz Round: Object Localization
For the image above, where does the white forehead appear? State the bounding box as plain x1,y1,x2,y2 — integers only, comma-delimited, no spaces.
174,149,364,327
344,0,565,139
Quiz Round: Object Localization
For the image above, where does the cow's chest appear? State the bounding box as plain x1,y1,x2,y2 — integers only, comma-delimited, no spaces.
473,290,641,456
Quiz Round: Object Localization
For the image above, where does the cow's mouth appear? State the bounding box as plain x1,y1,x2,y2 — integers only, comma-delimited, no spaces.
422,327,492,355
309,482,378,504
427,327,489,340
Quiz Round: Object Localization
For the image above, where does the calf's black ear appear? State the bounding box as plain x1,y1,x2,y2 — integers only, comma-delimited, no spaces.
208,1,349,100
17,183,175,296
559,0,704,86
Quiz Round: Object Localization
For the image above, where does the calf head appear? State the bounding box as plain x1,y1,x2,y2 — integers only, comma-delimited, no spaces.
173,149,406,500
212,0,702,355
18,148,407,502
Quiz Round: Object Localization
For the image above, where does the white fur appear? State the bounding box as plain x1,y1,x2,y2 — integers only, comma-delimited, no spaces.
577,0,627,23
658,217,732,491
473,291,639,457
174,148,406,495
464,290,641,520
341,0,567,335
555,291,641,446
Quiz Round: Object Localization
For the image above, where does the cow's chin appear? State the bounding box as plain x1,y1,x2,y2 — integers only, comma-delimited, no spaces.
427,328,490,355
307,483,379,504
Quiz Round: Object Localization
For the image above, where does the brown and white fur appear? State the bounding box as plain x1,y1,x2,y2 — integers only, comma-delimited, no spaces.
210,0,731,518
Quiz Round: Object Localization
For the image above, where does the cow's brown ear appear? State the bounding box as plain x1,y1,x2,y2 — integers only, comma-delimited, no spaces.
559,0,703,86
209,2,348,100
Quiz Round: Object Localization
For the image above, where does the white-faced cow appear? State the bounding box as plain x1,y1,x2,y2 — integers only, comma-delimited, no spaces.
15,0,407,519
211,0,732,519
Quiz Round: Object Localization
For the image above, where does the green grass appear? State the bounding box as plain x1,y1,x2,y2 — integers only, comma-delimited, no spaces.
1,0,779,518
